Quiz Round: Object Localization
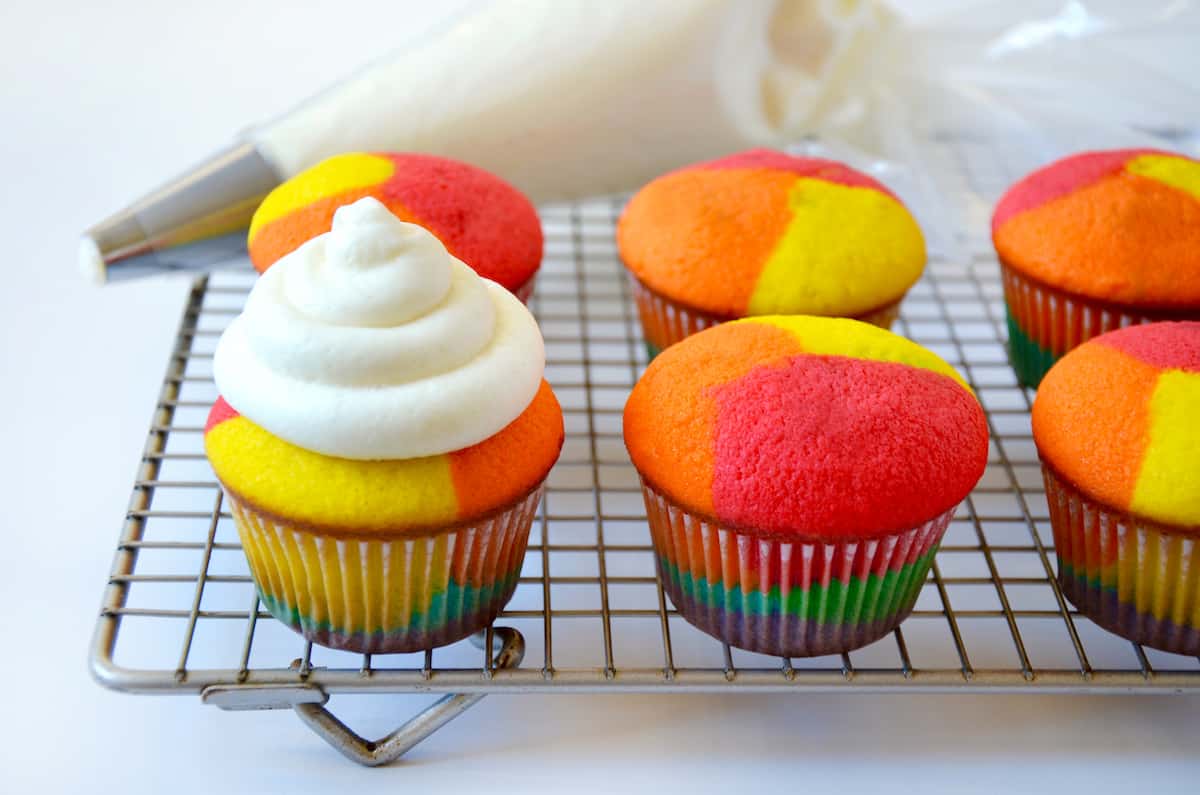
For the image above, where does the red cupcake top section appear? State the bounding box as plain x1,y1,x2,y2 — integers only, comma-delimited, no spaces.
248,152,543,292
1094,321,1200,373
623,316,988,538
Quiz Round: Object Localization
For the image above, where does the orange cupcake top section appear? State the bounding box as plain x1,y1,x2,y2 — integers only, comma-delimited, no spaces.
204,380,563,535
623,316,987,538
616,149,925,318
1033,322,1200,527
993,149,1200,306
248,152,543,292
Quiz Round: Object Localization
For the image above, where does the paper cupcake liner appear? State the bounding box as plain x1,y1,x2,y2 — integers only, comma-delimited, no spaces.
628,274,901,358
999,263,1189,386
641,480,953,657
225,487,541,654
1043,464,1200,655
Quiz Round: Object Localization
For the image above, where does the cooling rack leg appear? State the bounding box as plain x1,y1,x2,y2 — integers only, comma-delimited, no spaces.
294,627,525,767
294,692,483,767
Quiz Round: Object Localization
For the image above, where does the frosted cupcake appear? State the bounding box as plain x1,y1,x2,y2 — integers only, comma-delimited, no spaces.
206,197,563,653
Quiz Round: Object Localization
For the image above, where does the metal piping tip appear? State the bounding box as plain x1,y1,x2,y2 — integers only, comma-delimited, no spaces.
81,142,281,283
78,236,106,285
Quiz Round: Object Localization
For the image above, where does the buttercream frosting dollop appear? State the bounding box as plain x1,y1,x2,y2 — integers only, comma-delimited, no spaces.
213,196,545,460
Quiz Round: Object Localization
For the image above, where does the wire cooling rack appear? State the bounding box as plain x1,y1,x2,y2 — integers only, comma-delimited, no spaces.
90,135,1200,764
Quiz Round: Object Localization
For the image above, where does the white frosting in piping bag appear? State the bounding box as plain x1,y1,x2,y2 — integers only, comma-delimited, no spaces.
213,197,545,460
252,0,891,203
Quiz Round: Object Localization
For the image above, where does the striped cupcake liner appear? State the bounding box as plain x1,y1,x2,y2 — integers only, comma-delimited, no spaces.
627,274,901,358
1043,464,1200,656
999,263,1190,387
641,480,953,657
225,487,541,654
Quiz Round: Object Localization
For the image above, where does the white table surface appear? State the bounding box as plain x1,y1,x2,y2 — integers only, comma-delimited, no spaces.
2,1,1197,792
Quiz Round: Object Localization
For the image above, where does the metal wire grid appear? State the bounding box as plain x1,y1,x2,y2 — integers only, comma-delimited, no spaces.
91,141,1200,697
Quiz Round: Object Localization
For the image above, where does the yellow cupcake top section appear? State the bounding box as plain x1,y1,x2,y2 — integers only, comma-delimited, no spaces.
1130,369,1200,525
206,413,459,529
204,383,564,535
1126,153,1200,202
247,153,394,243
745,178,926,316
617,149,926,318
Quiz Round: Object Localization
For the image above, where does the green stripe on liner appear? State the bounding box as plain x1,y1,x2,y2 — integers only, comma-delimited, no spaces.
258,571,521,636
659,547,937,624
1058,561,1119,595
1005,309,1058,388
644,341,661,361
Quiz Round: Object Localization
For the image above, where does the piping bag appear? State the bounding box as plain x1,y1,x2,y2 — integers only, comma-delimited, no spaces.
81,0,1200,283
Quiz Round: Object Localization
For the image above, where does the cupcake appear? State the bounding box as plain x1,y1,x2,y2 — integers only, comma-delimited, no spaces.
623,316,987,656
616,149,925,357
993,148,1200,387
1033,322,1200,654
247,152,543,302
207,197,563,653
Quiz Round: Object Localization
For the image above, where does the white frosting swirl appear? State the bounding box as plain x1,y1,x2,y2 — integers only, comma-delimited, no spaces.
213,197,545,460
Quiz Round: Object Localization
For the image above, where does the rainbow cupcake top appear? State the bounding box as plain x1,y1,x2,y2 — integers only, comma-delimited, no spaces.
623,316,988,538
205,383,562,535
248,152,543,292
616,149,926,318
993,149,1200,307
1033,322,1200,528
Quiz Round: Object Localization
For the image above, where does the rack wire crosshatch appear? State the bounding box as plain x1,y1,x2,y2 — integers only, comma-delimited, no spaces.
90,138,1200,765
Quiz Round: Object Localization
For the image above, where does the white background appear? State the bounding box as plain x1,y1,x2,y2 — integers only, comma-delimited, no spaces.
2,1,1198,792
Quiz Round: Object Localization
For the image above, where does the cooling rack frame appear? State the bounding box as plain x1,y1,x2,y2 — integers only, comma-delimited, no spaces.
90,139,1200,766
